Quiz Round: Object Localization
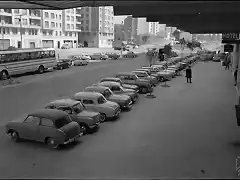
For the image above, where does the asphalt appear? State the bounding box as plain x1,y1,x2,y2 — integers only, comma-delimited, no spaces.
0,56,239,178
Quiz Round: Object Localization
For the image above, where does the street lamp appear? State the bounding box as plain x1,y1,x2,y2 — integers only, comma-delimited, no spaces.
1,17,4,50
16,15,23,48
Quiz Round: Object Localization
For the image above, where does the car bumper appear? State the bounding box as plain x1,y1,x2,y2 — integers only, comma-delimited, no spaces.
63,132,83,145
111,108,121,118
122,101,133,109
89,121,100,129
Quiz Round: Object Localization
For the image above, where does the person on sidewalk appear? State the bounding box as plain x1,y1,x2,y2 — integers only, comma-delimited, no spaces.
186,66,192,83
234,67,238,86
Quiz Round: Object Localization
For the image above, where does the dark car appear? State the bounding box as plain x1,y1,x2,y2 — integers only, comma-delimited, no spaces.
5,109,83,149
54,59,71,70
45,99,101,134
105,52,120,60
100,77,140,92
84,86,132,110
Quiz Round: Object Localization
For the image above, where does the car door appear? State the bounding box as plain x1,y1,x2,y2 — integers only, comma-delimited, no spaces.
82,98,96,112
38,118,56,142
127,75,137,85
22,116,40,140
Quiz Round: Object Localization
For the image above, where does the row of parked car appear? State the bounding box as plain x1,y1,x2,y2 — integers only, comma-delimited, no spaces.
5,53,196,149
54,51,139,70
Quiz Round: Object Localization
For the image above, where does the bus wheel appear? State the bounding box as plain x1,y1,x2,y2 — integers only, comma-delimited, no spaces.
38,65,45,74
0,70,9,80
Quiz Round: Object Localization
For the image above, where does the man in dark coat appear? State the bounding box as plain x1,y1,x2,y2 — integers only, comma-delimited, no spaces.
186,66,192,83
234,66,238,86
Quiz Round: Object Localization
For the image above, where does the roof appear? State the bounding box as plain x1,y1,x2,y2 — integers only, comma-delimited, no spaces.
132,71,148,74
116,72,135,76
46,99,79,107
29,109,67,120
74,92,102,99
99,81,121,86
100,77,121,82
84,86,109,93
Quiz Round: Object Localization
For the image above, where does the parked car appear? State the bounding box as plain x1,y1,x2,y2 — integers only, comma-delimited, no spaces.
84,86,132,110
146,66,174,80
70,56,88,66
132,70,158,86
212,54,221,62
45,99,100,134
90,53,108,60
95,81,139,103
105,52,120,60
123,51,137,58
81,55,91,61
100,77,140,92
54,59,71,70
135,68,162,80
73,92,121,122
116,72,153,94
5,109,83,149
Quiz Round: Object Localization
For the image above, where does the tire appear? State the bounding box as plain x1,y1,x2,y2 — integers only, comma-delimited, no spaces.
0,70,9,80
38,65,44,74
10,130,19,142
79,124,89,134
100,57,103,60
159,77,164,82
46,137,59,149
99,113,106,123
141,87,148,94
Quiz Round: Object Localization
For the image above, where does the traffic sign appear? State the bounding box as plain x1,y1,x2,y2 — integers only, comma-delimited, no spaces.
222,33,240,44
224,44,234,52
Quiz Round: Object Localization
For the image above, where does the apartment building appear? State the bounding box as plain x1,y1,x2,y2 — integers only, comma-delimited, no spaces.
0,8,80,50
78,6,114,48
114,24,125,42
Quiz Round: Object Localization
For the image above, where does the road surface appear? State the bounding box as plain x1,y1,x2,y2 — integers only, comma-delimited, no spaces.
0,57,239,178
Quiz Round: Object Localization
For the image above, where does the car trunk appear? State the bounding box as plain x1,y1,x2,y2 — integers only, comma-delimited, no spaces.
59,122,80,139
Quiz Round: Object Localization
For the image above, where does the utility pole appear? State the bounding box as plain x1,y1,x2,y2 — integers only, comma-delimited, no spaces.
1,17,4,50
16,15,23,48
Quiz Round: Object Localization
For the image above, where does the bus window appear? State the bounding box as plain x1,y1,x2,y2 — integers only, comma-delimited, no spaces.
50,50,55,57
0,55,4,64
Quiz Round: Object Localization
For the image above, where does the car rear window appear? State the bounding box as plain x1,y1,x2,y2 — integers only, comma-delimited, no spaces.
55,115,72,129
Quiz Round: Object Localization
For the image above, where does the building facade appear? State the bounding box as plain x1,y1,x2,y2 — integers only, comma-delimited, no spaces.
78,6,114,48
114,24,124,42
0,8,80,50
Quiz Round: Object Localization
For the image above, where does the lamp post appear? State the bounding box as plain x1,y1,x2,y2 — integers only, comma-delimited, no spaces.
16,15,23,48
1,18,4,50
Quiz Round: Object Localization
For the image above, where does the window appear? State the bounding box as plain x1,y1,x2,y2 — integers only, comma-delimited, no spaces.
97,96,107,104
59,31,62,36
12,28,18,34
45,12,49,18
59,23,62,27
69,32,72,36
72,103,84,114
42,30,47,35
67,9,70,13
14,18,20,25
49,31,53,36
67,24,70,29
56,23,58,27
14,9,19,14
21,9,27,15
59,15,61,20
82,99,94,104
55,14,57,19
55,31,58,36
45,21,49,28
67,16,70,21
41,118,54,127
71,16,74,22
71,9,74,14
58,107,73,114
25,116,40,124
111,86,121,91
51,22,55,28
86,7,89,12
51,13,55,19
71,24,74,29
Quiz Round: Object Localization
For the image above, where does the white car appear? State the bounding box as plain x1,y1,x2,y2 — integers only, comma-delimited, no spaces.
71,56,88,66
213,55,221,62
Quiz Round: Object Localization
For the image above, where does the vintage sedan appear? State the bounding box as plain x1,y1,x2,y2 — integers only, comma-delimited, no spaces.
116,72,153,94
70,56,88,66
73,92,121,122
135,68,161,80
84,86,132,110
123,51,137,58
45,99,100,134
100,77,139,92
95,81,139,103
54,59,71,70
90,53,108,60
5,109,83,149
132,70,158,86
141,66,171,82
105,52,120,60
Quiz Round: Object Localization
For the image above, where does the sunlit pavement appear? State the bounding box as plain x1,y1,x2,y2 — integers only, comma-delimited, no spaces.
0,57,239,178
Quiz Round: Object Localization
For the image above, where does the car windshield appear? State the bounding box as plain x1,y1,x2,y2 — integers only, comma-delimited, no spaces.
55,115,72,129
97,96,107,104
103,89,113,98
72,103,84,114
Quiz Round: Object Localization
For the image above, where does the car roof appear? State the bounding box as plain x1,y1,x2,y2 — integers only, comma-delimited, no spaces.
29,109,67,121
133,71,148,73
100,77,121,82
116,72,135,76
46,99,79,107
84,86,109,93
74,91,102,98
99,81,120,86
136,69,149,71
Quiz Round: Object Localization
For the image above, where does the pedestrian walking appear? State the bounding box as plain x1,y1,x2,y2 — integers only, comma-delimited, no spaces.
234,66,238,86
186,66,192,83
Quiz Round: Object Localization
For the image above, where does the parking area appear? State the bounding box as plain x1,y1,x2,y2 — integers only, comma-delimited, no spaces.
0,53,239,178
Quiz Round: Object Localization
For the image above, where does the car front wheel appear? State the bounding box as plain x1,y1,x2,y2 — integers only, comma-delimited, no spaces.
46,138,59,149
10,130,19,142
99,113,106,123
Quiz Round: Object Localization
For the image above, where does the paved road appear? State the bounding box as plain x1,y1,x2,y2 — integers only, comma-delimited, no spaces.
0,58,239,178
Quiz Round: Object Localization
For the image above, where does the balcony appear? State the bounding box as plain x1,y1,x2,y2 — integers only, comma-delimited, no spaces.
76,8,81,15
0,16,13,26
29,19,41,28
3,9,12,13
76,17,81,24
29,10,41,19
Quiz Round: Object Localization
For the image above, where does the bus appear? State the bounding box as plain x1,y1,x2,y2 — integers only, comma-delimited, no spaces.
0,48,57,80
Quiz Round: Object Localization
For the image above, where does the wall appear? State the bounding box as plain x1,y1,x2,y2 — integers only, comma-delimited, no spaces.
137,18,149,35
78,32,98,47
